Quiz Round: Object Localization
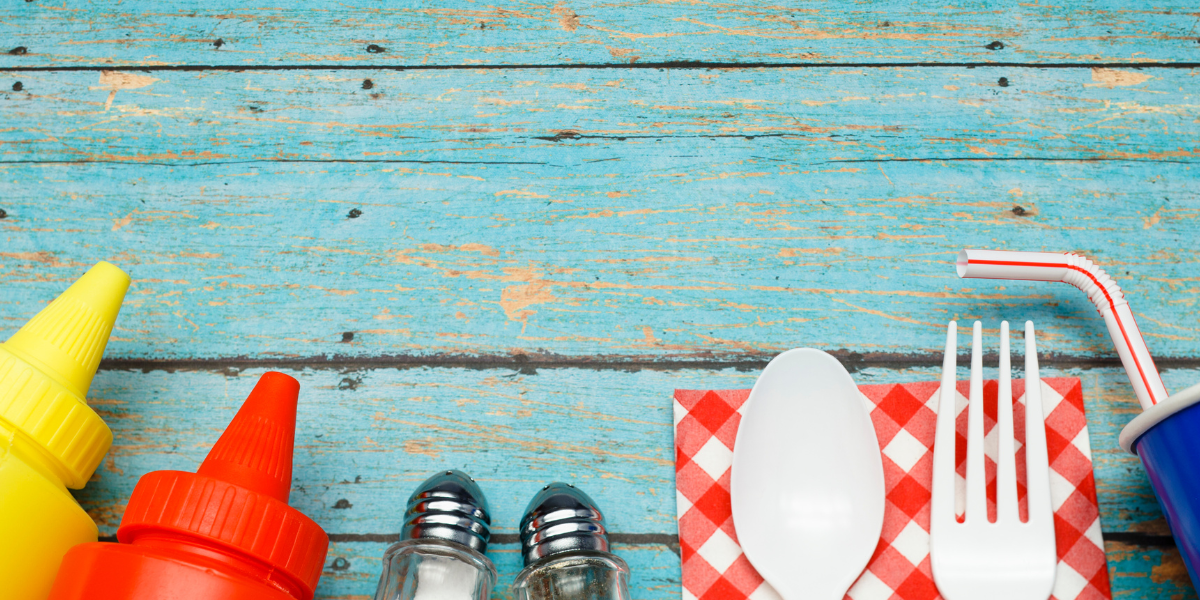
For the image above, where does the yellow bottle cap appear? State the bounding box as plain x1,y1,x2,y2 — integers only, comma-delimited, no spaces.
0,261,130,488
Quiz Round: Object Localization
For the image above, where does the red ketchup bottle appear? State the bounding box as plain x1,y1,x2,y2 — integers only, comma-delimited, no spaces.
49,372,330,600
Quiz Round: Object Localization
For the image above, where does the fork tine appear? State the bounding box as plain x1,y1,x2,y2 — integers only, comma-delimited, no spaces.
966,321,986,522
997,321,1019,522
932,321,958,527
1024,321,1053,525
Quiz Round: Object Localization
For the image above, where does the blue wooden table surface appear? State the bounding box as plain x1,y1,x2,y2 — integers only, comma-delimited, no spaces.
2,3,1198,599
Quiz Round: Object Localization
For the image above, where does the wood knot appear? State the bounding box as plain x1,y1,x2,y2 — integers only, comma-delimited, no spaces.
998,77,1010,87
12,81,22,91
366,44,385,54
0,209,7,219
333,499,353,509
9,46,28,55
213,38,224,49
985,41,1005,50
1012,205,1027,216
331,557,351,571
361,79,374,90
348,208,362,218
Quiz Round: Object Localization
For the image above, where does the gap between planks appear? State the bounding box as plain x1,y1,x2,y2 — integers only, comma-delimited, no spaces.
5,61,1200,73
94,532,1174,550
4,158,1197,168
96,533,682,550
96,353,1200,375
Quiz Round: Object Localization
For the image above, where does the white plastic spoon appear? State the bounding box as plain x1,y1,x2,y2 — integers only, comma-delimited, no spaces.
731,348,885,600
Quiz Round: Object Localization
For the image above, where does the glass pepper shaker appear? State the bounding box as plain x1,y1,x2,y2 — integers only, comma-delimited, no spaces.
511,482,631,600
374,470,496,600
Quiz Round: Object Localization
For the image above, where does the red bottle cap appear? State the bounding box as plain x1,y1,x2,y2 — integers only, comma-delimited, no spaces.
117,372,329,600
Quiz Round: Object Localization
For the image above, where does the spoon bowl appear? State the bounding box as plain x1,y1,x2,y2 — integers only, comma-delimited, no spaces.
731,348,885,600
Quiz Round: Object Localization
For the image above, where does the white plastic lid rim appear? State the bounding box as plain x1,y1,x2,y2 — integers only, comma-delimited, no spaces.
1119,381,1200,454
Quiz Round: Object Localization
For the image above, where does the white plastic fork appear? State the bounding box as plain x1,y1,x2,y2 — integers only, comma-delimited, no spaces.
930,321,1057,600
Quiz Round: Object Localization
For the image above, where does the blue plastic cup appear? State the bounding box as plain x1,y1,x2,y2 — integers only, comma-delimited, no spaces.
1120,382,1200,590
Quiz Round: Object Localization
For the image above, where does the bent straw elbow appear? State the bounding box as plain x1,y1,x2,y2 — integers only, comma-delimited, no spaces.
955,249,1167,411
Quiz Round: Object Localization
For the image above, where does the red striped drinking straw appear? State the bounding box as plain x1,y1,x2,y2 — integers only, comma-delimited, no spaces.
956,249,1167,411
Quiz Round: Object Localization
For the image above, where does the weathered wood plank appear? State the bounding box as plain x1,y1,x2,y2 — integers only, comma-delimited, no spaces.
3,67,1198,165
76,365,1196,599
1,68,1197,361
2,159,1198,361
1105,542,1198,600
2,1,1200,69
80,367,719,537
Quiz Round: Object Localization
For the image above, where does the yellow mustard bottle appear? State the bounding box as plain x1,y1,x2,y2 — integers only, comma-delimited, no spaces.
0,261,130,600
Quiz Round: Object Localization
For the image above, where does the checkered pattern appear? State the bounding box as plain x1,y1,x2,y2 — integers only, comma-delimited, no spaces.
674,378,1110,600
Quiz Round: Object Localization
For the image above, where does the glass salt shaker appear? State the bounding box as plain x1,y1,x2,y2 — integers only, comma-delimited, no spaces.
511,482,631,600
374,470,496,600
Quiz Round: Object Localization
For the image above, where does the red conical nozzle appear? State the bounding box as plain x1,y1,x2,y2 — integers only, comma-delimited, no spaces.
109,372,327,600
197,371,299,502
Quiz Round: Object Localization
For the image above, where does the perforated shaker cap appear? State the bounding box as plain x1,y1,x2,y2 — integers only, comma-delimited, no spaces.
117,372,330,600
402,470,492,553
518,482,609,566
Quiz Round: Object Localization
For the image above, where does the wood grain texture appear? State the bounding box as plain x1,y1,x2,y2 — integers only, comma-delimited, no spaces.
2,159,1198,362
1,67,1197,362
2,1,1200,69
3,67,1199,165
76,365,1196,599
1106,542,1199,600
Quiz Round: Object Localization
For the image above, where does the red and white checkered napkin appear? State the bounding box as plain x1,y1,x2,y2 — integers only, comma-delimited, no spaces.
674,378,1110,600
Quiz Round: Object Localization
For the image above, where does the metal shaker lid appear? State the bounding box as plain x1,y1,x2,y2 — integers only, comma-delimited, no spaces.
402,470,491,553
519,482,609,566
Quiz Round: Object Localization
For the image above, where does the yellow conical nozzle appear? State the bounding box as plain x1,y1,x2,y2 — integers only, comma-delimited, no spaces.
0,261,130,488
